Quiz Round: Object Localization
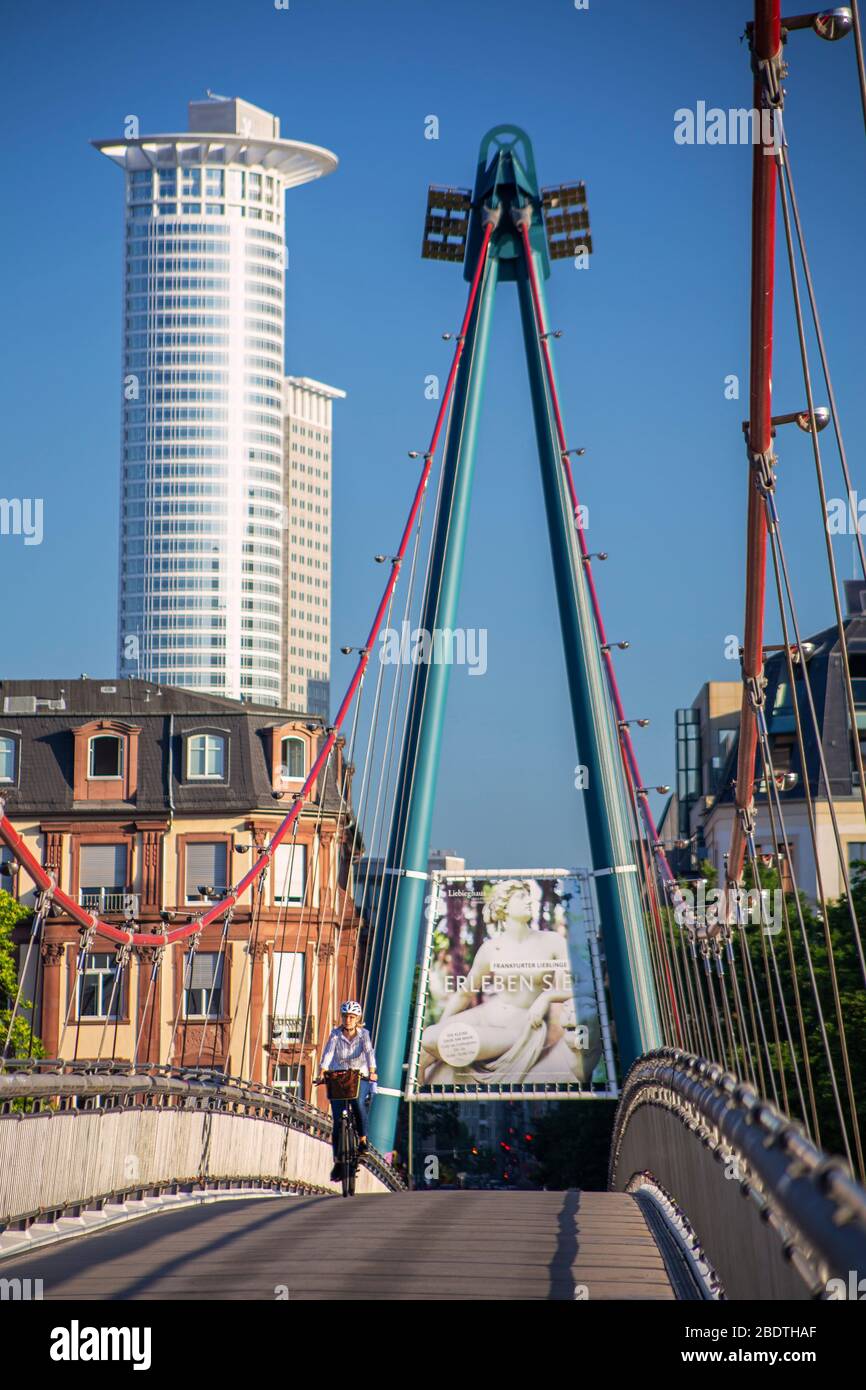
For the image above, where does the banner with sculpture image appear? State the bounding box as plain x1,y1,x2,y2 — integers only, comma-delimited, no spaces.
406,870,617,1099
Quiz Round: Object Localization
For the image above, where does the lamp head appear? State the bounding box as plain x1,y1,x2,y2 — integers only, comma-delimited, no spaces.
795,405,831,432
813,8,853,40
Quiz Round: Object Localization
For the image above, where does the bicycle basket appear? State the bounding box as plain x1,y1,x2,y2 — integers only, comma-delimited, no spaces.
325,1069,361,1101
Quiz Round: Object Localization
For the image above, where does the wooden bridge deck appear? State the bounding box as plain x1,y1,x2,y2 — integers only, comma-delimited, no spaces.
1,1190,676,1300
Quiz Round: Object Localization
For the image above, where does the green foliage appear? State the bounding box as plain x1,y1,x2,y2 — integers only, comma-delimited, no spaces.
0,888,45,1062
666,865,866,1162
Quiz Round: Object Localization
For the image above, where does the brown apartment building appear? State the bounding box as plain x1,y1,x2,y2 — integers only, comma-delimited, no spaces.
0,678,364,1105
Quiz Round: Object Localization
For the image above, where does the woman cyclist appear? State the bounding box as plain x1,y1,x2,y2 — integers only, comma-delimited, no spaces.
314,1000,378,1183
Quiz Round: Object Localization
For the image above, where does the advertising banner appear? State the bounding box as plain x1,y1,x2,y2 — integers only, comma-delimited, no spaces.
406,869,617,1099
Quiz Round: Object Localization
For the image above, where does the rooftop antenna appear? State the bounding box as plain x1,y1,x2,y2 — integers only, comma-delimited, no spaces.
206,89,230,101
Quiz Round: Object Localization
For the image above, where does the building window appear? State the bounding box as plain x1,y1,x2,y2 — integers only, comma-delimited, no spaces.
88,735,123,779
675,708,702,833
280,736,305,780
0,736,16,783
78,952,124,1019
187,733,226,779
273,843,306,905
272,1063,305,1097
848,841,866,870
271,951,306,1043
78,844,127,912
184,840,229,904
184,951,224,1017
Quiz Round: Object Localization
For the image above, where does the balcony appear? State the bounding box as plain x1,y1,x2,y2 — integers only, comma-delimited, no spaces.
78,889,139,916
270,1015,315,1047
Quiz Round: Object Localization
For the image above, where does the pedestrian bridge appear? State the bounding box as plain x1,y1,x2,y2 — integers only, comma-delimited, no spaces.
2,1053,864,1301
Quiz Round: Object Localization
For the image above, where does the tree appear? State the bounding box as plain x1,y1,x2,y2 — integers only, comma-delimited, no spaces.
0,888,44,1061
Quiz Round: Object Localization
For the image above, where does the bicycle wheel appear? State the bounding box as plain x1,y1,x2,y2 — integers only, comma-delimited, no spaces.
340,1112,359,1197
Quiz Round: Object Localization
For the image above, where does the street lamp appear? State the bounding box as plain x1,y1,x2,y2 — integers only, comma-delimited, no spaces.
601,640,629,652
742,406,831,435
781,8,853,39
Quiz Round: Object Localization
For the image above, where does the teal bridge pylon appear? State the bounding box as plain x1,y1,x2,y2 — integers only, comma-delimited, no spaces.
366,126,662,1154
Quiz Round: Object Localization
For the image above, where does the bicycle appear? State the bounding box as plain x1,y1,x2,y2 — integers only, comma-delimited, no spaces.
316,1069,369,1198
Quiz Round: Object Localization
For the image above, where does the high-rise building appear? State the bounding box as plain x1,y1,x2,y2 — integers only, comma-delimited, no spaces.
95,96,338,706
283,376,345,720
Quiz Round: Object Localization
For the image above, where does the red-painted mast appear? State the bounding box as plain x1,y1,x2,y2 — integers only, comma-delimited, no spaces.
728,0,782,886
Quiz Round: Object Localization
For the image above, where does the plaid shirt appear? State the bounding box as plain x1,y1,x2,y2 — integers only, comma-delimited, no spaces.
319,1025,377,1077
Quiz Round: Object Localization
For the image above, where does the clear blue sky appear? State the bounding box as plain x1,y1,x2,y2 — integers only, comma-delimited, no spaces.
2,0,864,868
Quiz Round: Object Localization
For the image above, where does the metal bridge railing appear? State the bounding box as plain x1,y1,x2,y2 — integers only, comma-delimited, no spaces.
0,1062,403,1242
610,1048,866,1300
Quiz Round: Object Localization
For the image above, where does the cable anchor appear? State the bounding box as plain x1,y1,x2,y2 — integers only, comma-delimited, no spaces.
744,672,767,713
749,448,777,498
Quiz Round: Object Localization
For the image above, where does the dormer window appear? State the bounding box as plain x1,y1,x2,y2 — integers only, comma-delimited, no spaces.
88,734,123,780
72,720,140,802
269,722,314,789
187,732,226,780
280,736,305,781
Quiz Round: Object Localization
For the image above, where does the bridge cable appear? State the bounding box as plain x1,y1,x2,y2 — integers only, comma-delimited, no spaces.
95,944,131,1064
851,1,866,140
351,520,432,1011
766,522,860,1148
356,495,434,1015
2,884,52,1059
366,238,494,1039
133,945,164,1069
193,905,234,1068
743,836,788,1110
271,742,336,1077
750,726,815,1131
765,513,865,1173
254,813,302,1076
516,221,686,1036
227,859,268,1078
316,694,370,1046
776,147,866,847
57,925,96,1059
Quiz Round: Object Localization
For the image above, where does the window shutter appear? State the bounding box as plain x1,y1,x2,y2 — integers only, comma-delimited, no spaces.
185,842,228,896
79,844,125,888
273,843,306,903
189,952,224,990
272,952,305,1016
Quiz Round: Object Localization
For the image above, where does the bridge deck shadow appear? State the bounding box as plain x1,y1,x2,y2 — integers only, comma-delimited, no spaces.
1,1190,675,1301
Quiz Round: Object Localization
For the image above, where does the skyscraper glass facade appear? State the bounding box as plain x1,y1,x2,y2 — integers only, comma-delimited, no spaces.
96,98,337,705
